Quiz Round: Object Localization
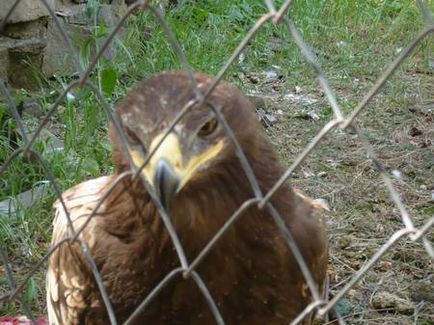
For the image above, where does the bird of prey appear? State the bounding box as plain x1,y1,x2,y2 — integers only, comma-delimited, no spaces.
46,71,328,324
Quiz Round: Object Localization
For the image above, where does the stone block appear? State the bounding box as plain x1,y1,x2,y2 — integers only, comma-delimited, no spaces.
43,3,127,76
0,0,129,90
0,38,10,79
0,0,54,24
2,17,48,39
43,17,90,76
8,38,47,89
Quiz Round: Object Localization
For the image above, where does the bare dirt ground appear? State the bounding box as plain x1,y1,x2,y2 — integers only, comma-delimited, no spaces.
240,68,433,324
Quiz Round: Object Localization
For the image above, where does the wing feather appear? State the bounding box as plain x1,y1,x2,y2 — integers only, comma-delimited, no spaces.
46,176,112,325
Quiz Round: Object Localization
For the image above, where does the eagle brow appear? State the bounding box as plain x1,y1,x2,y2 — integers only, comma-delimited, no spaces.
124,126,146,151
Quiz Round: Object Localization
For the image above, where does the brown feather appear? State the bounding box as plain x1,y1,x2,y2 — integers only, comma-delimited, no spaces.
47,71,328,324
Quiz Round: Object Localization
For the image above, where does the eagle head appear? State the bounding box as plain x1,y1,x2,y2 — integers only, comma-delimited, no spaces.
110,71,264,210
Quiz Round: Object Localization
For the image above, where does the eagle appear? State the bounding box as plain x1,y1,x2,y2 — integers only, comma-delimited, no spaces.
46,71,328,324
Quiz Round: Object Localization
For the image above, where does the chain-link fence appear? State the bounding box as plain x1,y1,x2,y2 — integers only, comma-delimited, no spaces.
0,0,433,324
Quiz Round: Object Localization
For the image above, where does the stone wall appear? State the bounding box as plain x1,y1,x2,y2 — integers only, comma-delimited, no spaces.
0,0,127,89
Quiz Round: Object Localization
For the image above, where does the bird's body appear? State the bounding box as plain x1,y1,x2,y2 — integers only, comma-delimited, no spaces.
46,71,328,324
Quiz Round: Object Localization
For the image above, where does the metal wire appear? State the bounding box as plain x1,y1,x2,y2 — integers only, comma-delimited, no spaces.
0,1,433,324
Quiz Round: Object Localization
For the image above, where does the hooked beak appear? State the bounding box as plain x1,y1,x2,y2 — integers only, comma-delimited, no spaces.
153,158,180,210
129,131,224,211
130,132,182,211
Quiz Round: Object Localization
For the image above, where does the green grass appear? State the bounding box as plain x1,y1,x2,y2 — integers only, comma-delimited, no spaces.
0,0,433,320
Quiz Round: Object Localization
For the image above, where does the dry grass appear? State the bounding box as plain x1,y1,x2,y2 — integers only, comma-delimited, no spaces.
246,64,433,323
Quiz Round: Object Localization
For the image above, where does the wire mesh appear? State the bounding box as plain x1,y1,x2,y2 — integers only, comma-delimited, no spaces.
0,0,433,324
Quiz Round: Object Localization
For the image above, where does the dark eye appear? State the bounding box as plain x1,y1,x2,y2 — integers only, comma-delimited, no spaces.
198,118,218,137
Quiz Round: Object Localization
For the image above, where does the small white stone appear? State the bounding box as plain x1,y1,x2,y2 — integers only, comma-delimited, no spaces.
66,92,75,102
392,169,402,179
238,52,245,64
264,70,277,80
336,41,347,48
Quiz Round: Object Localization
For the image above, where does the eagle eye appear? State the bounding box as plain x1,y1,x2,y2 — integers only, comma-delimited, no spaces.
198,118,218,138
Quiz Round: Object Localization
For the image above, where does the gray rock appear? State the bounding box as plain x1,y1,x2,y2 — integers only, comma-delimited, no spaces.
411,278,434,303
21,98,44,118
263,69,282,83
256,108,277,128
43,17,89,76
38,128,65,154
0,0,53,24
0,182,50,215
0,39,9,79
264,113,277,126
44,2,127,76
1,0,128,89
8,38,47,89
2,17,48,39
371,291,415,315
0,37,48,89
0,37,47,88
17,117,65,154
